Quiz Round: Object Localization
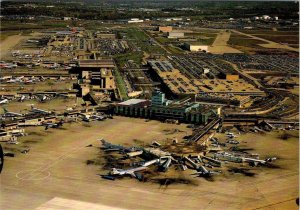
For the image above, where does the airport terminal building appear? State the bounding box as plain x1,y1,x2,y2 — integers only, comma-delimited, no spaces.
115,90,219,124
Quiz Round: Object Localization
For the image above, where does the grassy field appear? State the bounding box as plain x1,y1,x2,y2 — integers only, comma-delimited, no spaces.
166,45,184,54
113,52,143,67
123,27,166,54
238,29,299,48
1,20,68,31
156,36,170,44
239,29,299,36
228,37,267,48
0,31,20,41
255,35,299,46
113,68,129,100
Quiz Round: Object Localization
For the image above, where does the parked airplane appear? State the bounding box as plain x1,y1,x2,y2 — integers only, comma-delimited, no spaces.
226,139,239,145
90,114,106,121
43,121,63,130
193,165,220,177
110,166,148,178
6,76,24,83
226,132,237,138
2,108,23,117
100,139,137,153
0,99,9,105
30,105,52,114
18,95,26,102
35,94,51,102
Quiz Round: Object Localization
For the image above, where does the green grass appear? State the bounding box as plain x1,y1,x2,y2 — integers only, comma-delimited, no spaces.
1,20,68,31
113,68,128,100
156,36,169,44
113,52,143,67
166,45,184,54
196,37,215,45
228,37,266,48
0,31,19,41
122,27,166,54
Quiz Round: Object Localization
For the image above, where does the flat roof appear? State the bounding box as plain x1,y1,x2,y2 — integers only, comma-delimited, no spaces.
79,59,116,68
118,99,148,106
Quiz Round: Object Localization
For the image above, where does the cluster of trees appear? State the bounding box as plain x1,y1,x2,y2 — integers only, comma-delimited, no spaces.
1,1,299,20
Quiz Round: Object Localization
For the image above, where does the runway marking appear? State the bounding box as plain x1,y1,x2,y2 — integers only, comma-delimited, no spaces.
16,169,51,181
251,197,298,210
15,139,99,181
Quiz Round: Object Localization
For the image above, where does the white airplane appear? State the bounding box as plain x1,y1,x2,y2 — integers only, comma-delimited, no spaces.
142,159,160,167
110,166,148,178
90,114,106,121
0,99,9,104
244,158,267,166
35,94,50,102
18,95,26,102
6,76,24,83
30,105,51,114
2,108,23,117
226,132,237,138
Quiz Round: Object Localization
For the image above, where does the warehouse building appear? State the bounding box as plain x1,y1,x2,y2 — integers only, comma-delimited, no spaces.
167,32,184,39
184,43,209,52
159,26,173,33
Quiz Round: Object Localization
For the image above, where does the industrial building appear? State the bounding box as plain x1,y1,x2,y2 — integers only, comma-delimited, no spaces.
158,26,173,33
167,32,184,39
115,90,219,124
73,59,117,97
95,32,116,39
184,43,209,52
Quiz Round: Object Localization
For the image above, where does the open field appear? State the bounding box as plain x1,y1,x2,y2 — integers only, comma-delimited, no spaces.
0,34,30,59
232,30,299,52
238,30,299,49
0,31,20,41
1,117,298,210
123,27,166,54
208,31,242,54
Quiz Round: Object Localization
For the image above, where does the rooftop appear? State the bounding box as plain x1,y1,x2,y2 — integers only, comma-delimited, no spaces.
118,99,148,106
79,59,116,68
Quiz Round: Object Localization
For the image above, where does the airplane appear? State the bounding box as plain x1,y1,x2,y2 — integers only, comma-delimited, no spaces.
192,165,220,177
90,114,106,121
2,108,23,117
226,139,239,145
35,94,51,102
226,132,237,138
0,99,9,105
100,139,137,153
109,166,148,178
30,105,52,114
244,157,277,166
6,76,24,83
43,121,63,130
7,138,19,145
18,95,26,102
